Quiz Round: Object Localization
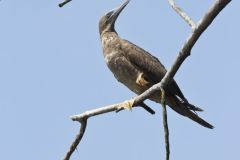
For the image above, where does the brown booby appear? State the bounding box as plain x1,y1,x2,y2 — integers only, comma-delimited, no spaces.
99,0,213,129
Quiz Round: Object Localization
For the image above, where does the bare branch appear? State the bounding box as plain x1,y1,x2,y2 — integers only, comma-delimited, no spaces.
59,0,72,7
71,101,154,122
168,0,196,30
161,88,170,160
62,0,231,159
63,102,154,160
63,120,87,160
139,102,156,114
160,0,231,90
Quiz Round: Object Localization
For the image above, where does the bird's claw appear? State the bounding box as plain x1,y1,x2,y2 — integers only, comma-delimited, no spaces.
136,72,149,87
119,99,135,111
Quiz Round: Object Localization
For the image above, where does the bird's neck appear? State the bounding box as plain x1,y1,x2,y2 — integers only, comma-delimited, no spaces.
100,31,118,40
101,31,122,56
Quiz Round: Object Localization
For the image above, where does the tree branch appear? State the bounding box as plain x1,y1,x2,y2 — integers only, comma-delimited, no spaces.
160,0,231,91
161,88,170,160
62,0,231,159
168,0,196,30
59,0,72,7
71,102,155,121
158,1,230,158
63,102,155,160
63,120,87,160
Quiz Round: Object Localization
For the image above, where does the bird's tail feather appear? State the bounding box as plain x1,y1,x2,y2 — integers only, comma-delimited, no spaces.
167,96,214,129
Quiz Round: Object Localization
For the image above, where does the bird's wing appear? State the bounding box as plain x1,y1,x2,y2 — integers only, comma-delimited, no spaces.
121,39,187,101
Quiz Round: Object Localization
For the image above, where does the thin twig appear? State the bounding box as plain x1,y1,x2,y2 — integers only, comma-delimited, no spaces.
71,101,155,121
59,0,72,7
161,88,170,160
168,0,196,30
63,119,87,160
159,0,231,90
139,102,156,114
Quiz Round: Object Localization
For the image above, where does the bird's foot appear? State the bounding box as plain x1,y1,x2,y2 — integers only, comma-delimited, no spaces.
118,99,135,111
136,72,149,87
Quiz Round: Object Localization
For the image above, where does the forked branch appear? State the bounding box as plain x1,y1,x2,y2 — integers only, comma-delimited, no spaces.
61,0,231,160
63,101,155,160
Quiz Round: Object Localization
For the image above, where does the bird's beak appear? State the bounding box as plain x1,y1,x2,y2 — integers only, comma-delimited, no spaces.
109,0,130,26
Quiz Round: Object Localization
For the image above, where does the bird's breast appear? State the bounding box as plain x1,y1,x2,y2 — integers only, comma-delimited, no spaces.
104,51,147,94
101,33,149,94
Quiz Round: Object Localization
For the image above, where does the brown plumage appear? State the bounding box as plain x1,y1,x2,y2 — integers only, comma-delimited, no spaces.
99,0,213,129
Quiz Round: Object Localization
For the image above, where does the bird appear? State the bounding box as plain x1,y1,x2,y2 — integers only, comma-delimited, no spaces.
99,0,213,129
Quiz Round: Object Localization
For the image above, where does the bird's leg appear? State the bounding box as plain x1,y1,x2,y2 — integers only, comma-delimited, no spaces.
136,72,149,87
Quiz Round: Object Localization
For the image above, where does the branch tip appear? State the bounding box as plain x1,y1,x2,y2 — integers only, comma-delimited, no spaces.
59,0,72,8
63,119,87,160
168,0,196,30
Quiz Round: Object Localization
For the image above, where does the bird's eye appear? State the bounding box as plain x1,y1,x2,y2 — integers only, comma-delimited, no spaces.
106,13,111,19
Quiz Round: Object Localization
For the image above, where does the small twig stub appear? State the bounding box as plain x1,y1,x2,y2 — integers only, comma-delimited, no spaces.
59,0,72,7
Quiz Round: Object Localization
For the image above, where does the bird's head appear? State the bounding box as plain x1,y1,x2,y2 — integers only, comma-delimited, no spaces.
99,0,130,35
